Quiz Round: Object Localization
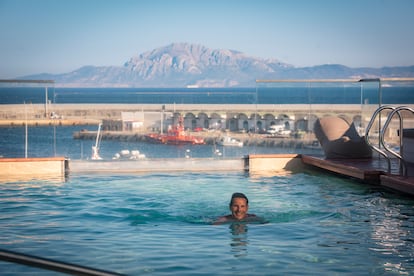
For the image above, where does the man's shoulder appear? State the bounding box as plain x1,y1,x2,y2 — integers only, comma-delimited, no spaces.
213,215,232,224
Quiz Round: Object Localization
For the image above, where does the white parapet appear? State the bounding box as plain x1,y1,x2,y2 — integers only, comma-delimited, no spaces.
0,157,67,181
247,154,304,176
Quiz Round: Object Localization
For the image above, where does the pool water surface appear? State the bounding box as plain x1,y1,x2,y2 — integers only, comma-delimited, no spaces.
1,171,414,275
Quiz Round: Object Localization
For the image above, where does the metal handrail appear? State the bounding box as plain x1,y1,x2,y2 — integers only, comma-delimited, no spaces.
365,105,396,173
382,106,414,176
0,249,124,276
380,108,404,175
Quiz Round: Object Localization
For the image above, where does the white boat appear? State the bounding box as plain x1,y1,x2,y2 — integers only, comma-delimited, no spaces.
217,136,243,147
112,149,146,160
91,123,146,160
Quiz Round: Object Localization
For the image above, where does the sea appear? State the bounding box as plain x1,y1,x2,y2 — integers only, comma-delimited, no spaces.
1,85,414,105
0,121,320,160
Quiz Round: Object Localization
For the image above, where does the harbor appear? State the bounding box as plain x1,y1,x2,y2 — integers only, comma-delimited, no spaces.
71,128,317,148
1,83,414,276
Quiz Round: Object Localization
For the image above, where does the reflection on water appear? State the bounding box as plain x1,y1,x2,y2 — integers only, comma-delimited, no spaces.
229,223,248,257
0,174,66,184
369,199,413,275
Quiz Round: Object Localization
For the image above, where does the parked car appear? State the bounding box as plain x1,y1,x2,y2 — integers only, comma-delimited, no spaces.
266,124,285,135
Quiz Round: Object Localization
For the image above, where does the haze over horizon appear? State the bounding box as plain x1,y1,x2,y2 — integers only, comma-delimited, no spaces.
1,0,414,79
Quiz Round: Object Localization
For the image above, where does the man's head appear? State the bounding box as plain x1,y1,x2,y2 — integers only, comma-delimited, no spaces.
229,192,248,206
229,192,249,220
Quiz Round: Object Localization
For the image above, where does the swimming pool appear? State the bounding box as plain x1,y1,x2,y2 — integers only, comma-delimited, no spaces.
1,170,414,275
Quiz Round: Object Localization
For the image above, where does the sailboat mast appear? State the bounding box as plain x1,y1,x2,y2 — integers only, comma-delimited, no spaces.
95,123,102,149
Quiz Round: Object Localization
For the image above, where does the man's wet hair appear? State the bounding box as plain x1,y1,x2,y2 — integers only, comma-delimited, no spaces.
229,192,249,206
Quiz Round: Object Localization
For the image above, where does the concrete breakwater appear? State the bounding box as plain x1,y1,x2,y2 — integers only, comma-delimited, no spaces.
73,130,317,149
0,103,364,121
0,103,366,136
0,118,100,127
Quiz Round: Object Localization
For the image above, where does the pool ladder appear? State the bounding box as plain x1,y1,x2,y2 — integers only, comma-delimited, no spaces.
365,105,414,176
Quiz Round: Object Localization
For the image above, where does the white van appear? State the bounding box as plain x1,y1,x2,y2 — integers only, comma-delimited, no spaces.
266,124,285,134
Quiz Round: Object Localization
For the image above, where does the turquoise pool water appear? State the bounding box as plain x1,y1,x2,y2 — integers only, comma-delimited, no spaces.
1,171,414,275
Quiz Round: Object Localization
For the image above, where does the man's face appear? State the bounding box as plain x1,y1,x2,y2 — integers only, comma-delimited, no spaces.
230,197,248,220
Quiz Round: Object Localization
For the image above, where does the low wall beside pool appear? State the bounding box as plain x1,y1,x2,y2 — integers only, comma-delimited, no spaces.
0,157,68,181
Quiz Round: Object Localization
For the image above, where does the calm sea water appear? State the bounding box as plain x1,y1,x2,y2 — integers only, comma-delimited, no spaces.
1,85,414,104
0,125,317,159
1,171,414,275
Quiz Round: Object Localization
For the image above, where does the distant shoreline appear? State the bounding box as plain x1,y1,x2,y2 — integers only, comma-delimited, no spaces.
0,103,367,112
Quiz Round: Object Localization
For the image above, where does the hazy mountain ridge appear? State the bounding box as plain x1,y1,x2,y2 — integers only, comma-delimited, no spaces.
22,43,414,87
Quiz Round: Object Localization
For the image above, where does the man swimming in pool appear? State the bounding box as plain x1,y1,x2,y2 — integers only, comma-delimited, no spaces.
214,192,263,224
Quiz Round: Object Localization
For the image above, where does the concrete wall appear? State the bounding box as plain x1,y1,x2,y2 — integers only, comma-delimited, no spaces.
0,157,67,181
248,154,304,176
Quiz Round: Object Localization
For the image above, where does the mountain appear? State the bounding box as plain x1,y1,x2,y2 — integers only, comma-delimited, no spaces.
22,43,414,87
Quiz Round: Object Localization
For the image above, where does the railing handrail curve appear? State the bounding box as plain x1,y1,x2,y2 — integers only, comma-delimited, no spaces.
381,106,414,176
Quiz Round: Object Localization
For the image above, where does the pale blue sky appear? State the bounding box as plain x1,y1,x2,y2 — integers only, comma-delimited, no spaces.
0,0,413,78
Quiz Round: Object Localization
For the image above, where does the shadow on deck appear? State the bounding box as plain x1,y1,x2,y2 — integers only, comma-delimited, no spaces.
302,155,414,197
